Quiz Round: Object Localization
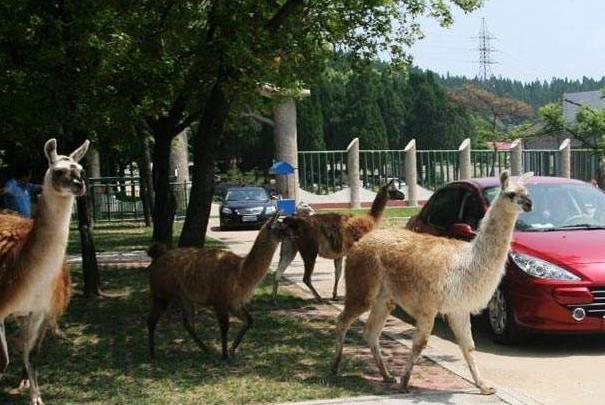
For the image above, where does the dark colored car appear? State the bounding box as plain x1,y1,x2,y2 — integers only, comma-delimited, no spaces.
407,176,605,344
219,186,277,230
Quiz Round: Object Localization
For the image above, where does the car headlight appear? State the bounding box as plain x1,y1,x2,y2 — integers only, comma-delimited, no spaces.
510,252,580,281
265,205,276,214
221,207,232,214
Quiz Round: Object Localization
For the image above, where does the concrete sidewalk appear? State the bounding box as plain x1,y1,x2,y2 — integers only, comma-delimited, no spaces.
278,390,505,405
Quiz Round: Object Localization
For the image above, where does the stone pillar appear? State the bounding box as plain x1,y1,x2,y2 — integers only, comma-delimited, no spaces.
87,146,101,178
273,98,299,201
404,139,418,207
170,129,190,214
458,138,472,180
347,138,360,208
559,138,571,178
510,139,523,176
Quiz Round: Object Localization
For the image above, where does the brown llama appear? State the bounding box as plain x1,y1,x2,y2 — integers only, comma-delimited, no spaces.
332,172,532,395
147,212,292,361
272,180,401,302
0,139,88,405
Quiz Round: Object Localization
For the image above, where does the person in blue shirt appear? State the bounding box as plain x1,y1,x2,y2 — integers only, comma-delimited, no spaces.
1,165,42,217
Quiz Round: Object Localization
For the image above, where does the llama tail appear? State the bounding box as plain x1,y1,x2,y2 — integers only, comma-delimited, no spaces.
147,242,169,260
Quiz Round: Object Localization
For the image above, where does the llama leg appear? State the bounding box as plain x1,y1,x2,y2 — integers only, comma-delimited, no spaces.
17,321,48,393
22,312,46,405
0,319,8,376
147,298,169,359
215,307,231,362
272,239,298,304
332,257,344,300
400,316,435,392
230,305,253,356
181,299,209,354
301,252,322,302
448,312,496,395
331,303,368,375
364,294,396,383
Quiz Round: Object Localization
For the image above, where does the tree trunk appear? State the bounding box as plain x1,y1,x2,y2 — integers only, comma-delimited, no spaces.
179,80,230,247
76,193,102,297
152,130,176,245
139,135,154,227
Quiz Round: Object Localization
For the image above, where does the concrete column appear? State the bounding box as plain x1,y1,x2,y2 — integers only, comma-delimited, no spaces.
404,139,418,207
458,138,472,180
170,129,190,182
87,146,101,178
170,129,190,213
510,139,523,176
273,98,299,202
347,138,360,208
559,138,571,178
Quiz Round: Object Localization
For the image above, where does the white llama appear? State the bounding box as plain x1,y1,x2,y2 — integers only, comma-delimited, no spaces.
0,138,89,405
332,171,532,394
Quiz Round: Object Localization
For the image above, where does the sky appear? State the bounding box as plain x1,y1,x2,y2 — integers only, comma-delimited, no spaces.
409,0,605,83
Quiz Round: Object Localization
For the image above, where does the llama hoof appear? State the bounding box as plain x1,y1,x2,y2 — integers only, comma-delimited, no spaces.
10,378,31,393
479,385,497,395
31,396,44,405
398,384,411,393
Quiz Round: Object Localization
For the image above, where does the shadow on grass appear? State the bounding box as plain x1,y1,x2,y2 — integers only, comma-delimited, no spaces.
1,265,380,405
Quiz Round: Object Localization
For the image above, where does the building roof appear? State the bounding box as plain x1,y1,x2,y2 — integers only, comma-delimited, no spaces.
563,90,604,123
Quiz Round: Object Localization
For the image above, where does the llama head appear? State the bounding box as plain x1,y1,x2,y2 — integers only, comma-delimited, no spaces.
499,171,533,213
384,179,405,200
44,138,90,197
262,211,292,242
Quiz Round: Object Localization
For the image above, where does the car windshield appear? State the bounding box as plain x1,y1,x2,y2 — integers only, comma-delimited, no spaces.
225,188,268,202
483,183,605,231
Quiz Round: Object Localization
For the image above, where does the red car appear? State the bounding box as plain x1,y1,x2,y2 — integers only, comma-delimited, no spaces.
407,176,605,344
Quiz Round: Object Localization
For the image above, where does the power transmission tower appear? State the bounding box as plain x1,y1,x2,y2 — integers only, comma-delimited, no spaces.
473,18,497,81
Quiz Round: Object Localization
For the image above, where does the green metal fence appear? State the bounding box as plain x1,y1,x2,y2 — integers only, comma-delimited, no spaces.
571,149,601,181
417,150,459,190
298,150,348,194
86,177,190,222
360,150,406,190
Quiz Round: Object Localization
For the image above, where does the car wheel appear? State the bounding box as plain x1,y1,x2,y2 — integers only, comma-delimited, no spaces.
220,223,229,231
485,287,522,345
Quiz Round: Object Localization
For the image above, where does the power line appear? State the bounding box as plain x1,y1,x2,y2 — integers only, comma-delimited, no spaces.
472,18,497,81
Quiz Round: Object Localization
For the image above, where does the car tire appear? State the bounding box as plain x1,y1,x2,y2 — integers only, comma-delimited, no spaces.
485,286,523,345
220,223,230,231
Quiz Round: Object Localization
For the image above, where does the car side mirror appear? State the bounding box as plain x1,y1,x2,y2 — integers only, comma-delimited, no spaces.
449,223,476,238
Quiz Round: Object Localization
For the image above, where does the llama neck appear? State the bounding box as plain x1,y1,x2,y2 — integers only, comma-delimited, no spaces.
369,188,388,221
28,174,75,257
470,196,518,270
238,228,279,290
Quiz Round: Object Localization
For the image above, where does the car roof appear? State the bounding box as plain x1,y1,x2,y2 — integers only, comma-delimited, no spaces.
225,186,266,191
459,176,588,190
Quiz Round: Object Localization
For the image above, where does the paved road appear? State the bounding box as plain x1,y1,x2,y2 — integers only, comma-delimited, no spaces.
206,211,605,405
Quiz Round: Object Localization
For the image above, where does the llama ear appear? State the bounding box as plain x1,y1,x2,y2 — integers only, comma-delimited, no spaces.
500,171,510,191
44,138,58,164
69,140,90,162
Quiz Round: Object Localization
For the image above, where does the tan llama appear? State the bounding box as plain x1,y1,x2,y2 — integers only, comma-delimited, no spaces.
0,139,88,405
272,180,401,302
332,172,533,395
147,212,292,361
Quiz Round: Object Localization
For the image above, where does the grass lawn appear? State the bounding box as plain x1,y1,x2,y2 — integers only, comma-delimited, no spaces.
1,265,382,405
67,221,223,255
319,206,419,218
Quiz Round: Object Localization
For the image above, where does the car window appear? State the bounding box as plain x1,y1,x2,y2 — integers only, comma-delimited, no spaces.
424,186,465,230
459,190,484,229
483,183,605,231
225,188,268,201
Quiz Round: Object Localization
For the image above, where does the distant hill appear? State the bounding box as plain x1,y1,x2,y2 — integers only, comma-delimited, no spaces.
432,72,605,109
